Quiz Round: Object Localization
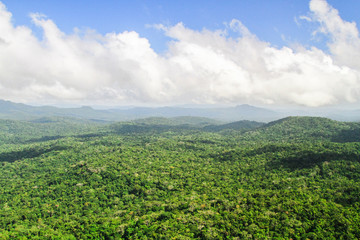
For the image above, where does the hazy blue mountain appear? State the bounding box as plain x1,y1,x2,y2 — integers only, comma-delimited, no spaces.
1,99,360,122
104,104,282,122
132,116,222,126
0,100,116,121
0,99,282,122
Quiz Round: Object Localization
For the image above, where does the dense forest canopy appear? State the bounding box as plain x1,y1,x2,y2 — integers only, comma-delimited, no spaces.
0,116,360,239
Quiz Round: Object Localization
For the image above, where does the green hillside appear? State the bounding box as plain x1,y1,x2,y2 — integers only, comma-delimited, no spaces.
203,120,264,132
239,116,360,143
0,117,101,144
0,116,360,239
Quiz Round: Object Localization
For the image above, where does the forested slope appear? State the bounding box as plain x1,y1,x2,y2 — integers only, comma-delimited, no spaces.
0,116,359,239
238,116,360,143
0,117,102,144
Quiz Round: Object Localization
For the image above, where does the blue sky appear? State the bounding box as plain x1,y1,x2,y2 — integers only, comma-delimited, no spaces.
3,0,358,52
0,0,360,107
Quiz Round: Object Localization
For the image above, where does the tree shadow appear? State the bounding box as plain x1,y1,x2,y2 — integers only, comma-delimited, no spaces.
0,145,69,163
266,149,360,171
75,133,107,140
331,128,360,143
26,132,108,143
25,135,65,143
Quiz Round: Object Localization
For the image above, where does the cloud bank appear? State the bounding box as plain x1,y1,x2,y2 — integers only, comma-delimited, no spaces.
0,0,359,107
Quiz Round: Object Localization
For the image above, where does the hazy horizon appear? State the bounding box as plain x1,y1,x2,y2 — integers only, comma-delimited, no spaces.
1,97,359,111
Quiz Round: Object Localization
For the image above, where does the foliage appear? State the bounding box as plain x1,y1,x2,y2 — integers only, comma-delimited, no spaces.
0,117,101,144
203,120,264,132
238,116,360,143
0,116,360,239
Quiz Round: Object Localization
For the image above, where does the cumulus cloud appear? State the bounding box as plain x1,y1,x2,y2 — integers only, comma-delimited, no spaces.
0,0,359,107
309,0,360,69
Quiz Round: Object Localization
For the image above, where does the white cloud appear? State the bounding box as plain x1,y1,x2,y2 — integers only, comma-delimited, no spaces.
309,0,360,69
0,0,359,107
299,15,312,22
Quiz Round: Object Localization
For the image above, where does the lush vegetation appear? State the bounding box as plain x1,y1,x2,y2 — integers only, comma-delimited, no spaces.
0,116,360,239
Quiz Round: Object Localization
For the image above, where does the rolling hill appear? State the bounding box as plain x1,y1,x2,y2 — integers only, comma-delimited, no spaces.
0,116,360,238
239,116,360,142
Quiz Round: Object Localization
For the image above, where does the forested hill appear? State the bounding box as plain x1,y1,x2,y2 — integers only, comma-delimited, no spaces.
108,117,266,135
1,115,360,238
1,115,360,144
239,116,360,143
0,116,260,144
0,115,359,144
203,120,264,132
0,117,101,144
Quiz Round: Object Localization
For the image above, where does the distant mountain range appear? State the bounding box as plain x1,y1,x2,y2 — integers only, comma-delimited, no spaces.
0,99,359,122
0,99,282,122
